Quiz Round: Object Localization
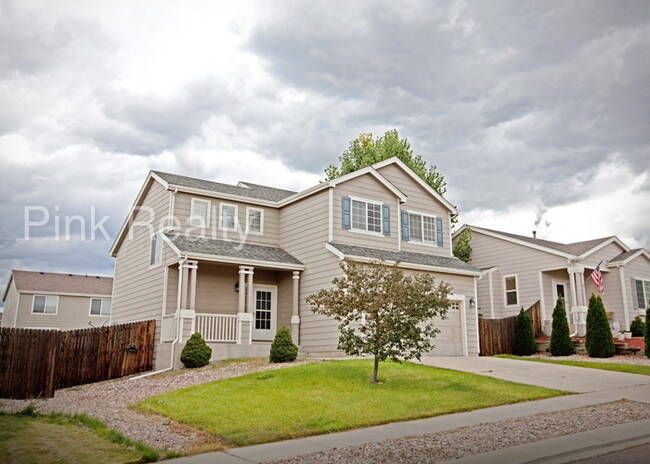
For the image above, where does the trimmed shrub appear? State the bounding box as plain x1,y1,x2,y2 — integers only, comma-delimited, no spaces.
180,333,212,368
645,307,650,359
630,316,645,337
513,308,537,356
585,294,615,358
550,296,574,356
269,326,298,363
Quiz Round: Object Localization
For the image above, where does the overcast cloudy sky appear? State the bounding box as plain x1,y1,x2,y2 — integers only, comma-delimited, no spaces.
1,0,649,305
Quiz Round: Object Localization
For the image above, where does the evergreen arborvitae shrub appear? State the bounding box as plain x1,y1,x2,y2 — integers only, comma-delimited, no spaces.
550,296,574,356
513,308,537,356
645,307,650,359
180,333,212,368
630,316,645,337
585,294,615,358
269,326,298,363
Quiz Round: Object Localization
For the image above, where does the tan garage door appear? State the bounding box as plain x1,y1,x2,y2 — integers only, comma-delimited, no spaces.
426,301,464,356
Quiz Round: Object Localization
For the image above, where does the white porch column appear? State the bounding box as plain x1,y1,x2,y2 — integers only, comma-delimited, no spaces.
237,266,254,345
176,259,197,343
568,265,587,336
180,262,189,310
238,266,247,313
245,267,255,345
188,260,198,312
291,271,301,343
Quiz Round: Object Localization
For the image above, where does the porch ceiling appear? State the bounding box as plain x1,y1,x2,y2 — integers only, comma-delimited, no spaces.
164,234,305,270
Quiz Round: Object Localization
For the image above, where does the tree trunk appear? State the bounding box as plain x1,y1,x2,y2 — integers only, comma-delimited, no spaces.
372,355,379,383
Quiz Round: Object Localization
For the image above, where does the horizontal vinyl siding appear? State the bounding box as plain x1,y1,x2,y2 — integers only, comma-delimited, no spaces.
15,293,110,330
172,192,280,246
469,232,568,318
332,173,400,250
1,280,19,328
583,242,627,265
376,163,452,257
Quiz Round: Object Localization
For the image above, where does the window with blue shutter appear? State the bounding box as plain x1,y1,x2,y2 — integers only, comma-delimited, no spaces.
401,211,409,240
382,204,390,236
342,196,351,230
436,217,444,246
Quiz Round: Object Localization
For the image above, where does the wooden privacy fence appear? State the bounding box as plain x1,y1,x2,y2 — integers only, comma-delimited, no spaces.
0,320,155,399
479,301,542,356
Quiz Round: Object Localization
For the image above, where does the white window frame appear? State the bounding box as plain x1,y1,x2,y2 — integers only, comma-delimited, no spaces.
407,210,438,246
150,233,163,267
349,196,383,236
246,207,264,235
32,295,59,315
219,202,239,231
551,279,570,306
189,198,211,228
634,278,650,311
504,274,519,307
89,298,112,317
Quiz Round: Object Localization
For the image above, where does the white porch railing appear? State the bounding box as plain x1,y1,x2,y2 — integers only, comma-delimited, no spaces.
161,314,176,342
195,313,239,342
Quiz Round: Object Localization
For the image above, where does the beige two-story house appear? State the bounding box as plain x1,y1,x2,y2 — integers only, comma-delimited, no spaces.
454,225,650,335
2,270,113,330
110,158,481,368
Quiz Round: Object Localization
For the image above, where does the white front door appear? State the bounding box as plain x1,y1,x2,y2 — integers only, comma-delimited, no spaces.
252,286,277,341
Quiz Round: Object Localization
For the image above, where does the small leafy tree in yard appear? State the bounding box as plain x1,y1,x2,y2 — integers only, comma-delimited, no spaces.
645,306,650,358
630,316,645,337
453,226,472,263
585,294,615,358
307,259,451,383
180,333,212,368
513,308,537,356
269,326,298,363
550,296,574,356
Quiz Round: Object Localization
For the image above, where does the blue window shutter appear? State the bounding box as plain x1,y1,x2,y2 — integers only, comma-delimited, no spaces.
401,211,409,241
342,196,351,230
382,204,390,236
436,217,444,246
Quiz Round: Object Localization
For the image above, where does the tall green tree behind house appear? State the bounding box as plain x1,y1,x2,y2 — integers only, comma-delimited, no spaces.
307,259,451,383
324,130,448,196
453,226,472,262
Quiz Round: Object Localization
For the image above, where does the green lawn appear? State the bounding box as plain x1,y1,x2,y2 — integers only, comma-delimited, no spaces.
134,360,567,447
0,408,158,464
497,355,650,376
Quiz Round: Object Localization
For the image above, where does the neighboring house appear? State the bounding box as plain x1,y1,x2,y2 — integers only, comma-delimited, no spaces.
453,225,650,334
110,157,481,368
1,270,113,330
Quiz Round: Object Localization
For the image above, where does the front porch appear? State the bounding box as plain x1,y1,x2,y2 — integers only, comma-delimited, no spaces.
160,258,303,362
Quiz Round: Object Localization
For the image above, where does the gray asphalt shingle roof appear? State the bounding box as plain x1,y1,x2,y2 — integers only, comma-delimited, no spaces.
475,227,614,256
609,248,644,263
327,242,480,273
10,270,113,297
165,234,304,267
153,171,297,202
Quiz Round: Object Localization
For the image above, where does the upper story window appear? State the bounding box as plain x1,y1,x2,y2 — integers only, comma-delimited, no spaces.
504,275,519,306
90,298,112,316
190,198,211,228
219,203,238,231
401,211,443,246
32,295,58,314
635,279,650,309
342,196,390,236
246,207,264,234
150,233,162,266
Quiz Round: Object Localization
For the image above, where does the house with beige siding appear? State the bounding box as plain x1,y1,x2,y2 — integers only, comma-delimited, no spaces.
453,225,650,335
110,157,481,369
1,270,113,330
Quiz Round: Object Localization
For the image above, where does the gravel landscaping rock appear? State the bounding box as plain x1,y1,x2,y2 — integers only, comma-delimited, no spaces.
269,400,650,464
0,359,311,453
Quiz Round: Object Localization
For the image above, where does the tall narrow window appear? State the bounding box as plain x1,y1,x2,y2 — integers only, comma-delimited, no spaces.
246,207,263,234
150,233,162,265
504,276,518,306
219,203,238,231
190,198,210,227
32,295,58,314
636,279,650,309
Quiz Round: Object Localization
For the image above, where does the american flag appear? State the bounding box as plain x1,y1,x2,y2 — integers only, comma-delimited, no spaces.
590,262,605,295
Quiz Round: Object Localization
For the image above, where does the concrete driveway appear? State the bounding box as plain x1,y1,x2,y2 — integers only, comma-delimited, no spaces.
420,356,650,394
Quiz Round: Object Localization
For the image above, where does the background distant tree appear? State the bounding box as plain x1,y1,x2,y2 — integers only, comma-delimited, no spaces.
307,260,451,383
513,308,537,356
453,226,472,262
585,294,615,358
549,296,574,356
324,130,448,196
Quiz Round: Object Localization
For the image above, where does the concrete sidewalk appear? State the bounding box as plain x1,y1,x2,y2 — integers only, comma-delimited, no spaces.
169,358,650,464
